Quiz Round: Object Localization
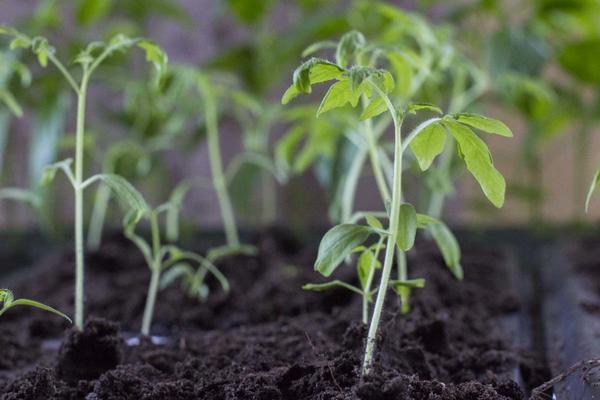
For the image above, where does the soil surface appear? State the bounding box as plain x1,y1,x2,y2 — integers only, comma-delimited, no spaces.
0,230,540,399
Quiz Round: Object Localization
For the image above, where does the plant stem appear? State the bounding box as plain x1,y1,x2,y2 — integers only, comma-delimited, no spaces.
364,117,391,204
87,184,112,250
341,145,368,223
141,211,161,336
362,235,385,324
202,80,240,246
73,74,89,330
362,85,403,376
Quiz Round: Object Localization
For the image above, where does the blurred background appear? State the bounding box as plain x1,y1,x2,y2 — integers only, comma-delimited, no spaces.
1,0,600,236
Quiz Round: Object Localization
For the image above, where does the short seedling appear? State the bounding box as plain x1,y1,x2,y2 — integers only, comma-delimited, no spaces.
283,31,512,375
0,288,71,322
0,27,167,330
123,184,229,337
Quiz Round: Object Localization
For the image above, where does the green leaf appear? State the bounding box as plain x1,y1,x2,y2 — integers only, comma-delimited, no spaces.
559,39,600,84
282,58,344,104
454,113,513,137
409,122,446,171
41,159,73,186
315,224,372,277
275,125,305,172
389,278,426,290
416,213,440,229
31,37,55,68
91,174,149,221
336,30,366,67
294,58,345,93
0,188,42,208
302,280,364,296
360,96,387,120
165,181,191,242
443,120,506,208
396,203,417,251
9,36,31,50
357,249,380,290
365,215,383,230
2,299,72,322
76,0,113,25
159,263,193,290
317,79,361,116
428,223,463,280
226,0,273,24
302,40,337,57
281,85,300,105
407,103,443,115
585,168,600,212
137,40,168,77
0,90,23,117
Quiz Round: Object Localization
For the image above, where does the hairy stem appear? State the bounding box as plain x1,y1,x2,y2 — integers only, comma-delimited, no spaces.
73,74,89,330
362,85,403,376
141,211,161,336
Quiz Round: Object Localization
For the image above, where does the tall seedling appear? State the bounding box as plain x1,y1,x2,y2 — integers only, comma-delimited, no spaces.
0,27,167,330
283,31,512,375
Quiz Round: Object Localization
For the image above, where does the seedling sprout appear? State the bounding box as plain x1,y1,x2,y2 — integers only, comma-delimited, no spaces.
0,27,167,330
283,31,512,375
0,288,71,322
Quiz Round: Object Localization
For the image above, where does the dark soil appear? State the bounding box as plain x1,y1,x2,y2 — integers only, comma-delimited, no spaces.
0,230,540,399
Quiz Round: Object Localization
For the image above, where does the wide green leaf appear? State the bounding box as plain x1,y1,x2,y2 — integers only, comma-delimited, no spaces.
360,96,387,120
396,203,417,251
282,58,344,104
409,122,446,171
316,79,362,117
315,224,372,277
454,113,513,137
91,174,149,221
443,120,506,208
585,167,600,212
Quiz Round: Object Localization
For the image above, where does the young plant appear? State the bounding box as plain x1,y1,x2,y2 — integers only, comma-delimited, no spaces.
0,288,71,322
123,184,229,336
0,27,167,330
283,31,512,375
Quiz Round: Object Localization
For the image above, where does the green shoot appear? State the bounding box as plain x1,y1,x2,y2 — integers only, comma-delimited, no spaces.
0,26,167,330
123,186,230,337
282,30,511,376
585,168,600,212
196,74,240,247
0,288,71,322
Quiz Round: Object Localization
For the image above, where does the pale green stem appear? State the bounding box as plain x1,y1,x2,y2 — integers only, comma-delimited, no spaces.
203,84,240,246
362,84,403,376
364,115,391,205
141,211,161,336
341,145,369,223
87,184,112,250
73,73,89,330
